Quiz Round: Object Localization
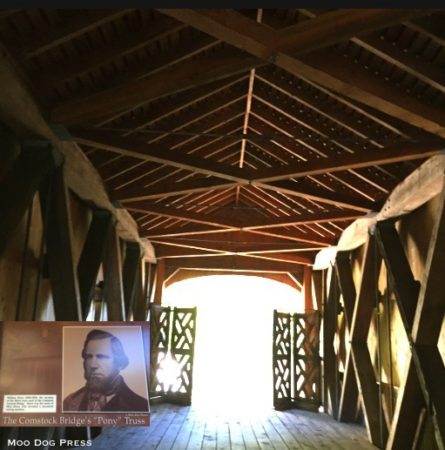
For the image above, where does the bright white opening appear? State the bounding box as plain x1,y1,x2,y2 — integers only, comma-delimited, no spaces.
162,275,303,415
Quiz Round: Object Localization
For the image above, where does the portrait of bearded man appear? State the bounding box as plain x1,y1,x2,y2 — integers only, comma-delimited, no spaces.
63,329,148,412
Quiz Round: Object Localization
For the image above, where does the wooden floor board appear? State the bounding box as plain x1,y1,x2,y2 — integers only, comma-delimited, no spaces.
78,403,377,450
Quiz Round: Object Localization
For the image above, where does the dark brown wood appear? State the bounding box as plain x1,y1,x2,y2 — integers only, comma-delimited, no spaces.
42,16,181,85
375,219,420,330
40,164,82,320
0,143,54,256
126,202,238,229
0,126,20,181
114,177,237,202
21,10,132,59
159,9,444,137
77,209,114,319
323,268,340,419
256,180,379,212
122,241,143,319
51,50,260,125
153,260,166,305
132,259,147,321
252,142,443,183
69,128,250,182
102,223,125,320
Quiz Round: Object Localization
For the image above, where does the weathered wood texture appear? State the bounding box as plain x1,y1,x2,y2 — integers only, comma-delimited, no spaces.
85,403,376,449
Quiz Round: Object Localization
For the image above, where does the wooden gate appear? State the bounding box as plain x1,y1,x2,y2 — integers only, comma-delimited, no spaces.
273,310,321,411
150,304,197,405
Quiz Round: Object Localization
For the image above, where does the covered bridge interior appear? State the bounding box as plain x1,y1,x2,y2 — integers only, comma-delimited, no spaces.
0,7,444,450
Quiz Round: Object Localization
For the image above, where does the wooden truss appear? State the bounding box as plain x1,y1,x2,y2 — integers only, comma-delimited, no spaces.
331,183,445,449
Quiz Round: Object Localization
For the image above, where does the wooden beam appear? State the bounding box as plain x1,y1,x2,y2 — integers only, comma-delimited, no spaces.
252,141,443,183
0,143,54,256
163,254,306,273
41,16,182,85
153,260,166,305
386,359,424,450
375,219,420,330
323,268,340,418
21,10,132,59
103,223,126,320
349,237,387,447
69,128,250,183
242,209,362,230
122,241,143,319
131,258,146,321
256,180,379,212
51,49,260,125
114,177,237,202
77,209,114,319
160,9,445,137
0,126,20,181
335,251,359,422
126,203,237,229
412,183,445,345
40,165,82,320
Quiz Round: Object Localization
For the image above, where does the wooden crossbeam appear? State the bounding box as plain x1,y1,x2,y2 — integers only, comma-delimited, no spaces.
335,251,359,422
348,237,387,447
69,128,250,183
0,143,54,256
126,203,237,229
323,268,340,419
252,142,443,183
77,209,114,319
157,9,445,138
412,184,445,345
163,254,306,273
122,241,143,319
21,10,131,59
51,49,259,125
103,223,126,320
375,198,445,449
42,16,182,85
375,220,420,329
40,165,82,321
256,180,378,212
115,177,237,202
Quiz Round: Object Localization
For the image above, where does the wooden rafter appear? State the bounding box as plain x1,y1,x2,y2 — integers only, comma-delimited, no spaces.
155,9,444,138
51,48,259,125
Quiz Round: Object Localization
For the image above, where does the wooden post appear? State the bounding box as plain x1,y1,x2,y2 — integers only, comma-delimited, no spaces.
323,267,339,419
303,265,313,311
122,241,143,319
77,209,114,319
0,143,53,256
335,251,359,422
40,164,82,321
153,260,166,305
349,237,388,448
103,223,125,320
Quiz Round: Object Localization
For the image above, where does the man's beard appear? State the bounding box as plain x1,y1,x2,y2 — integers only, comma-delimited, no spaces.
85,372,119,394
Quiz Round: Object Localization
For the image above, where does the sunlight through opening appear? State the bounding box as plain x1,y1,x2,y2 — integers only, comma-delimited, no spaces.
161,274,303,416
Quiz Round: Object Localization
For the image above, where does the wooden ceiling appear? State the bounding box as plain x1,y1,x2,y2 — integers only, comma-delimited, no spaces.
1,8,444,277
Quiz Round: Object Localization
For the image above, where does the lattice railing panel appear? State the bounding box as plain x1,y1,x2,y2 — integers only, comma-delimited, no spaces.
294,311,321,409
273,311,292,409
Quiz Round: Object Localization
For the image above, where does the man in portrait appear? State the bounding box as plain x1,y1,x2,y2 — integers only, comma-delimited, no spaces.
63,329,149,412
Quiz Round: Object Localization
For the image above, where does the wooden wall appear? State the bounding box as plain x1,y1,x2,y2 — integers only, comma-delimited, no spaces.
314,190,445,450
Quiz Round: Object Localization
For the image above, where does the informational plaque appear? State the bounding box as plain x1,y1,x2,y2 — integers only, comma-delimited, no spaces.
0,321,150,427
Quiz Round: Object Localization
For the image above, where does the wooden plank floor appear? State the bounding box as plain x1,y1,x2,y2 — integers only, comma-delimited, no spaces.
80,403,377,449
